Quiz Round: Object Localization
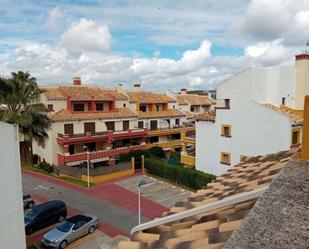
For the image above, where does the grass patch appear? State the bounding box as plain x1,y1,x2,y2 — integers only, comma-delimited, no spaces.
21,162,95,187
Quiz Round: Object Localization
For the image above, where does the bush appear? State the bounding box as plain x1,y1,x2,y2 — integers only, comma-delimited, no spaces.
38,161,54,173
145,157,216,190
147,146,165,158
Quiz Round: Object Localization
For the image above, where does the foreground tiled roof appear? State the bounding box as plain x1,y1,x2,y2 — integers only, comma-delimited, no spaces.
138,109,185,119
263,104,303,125
224,158,309,249
43,86,128,101
127,92,176,104
118,149,296,249
176,94,215,106
49,108,137,122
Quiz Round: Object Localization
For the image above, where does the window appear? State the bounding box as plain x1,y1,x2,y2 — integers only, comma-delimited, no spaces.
123,121,129,131
190,106,194,112
85,142,96,152
64,124,74,136
73,103,84,112
123,103,126,107
221,152,231,165
175,118,180,126
165,119,170,127
282,97,286,106
156,104,160,111
150,136,159,144
225,99,230,108
69,145,74,155
84,122,95,134
138,121,143,129
150,120,158,130
221,124,231,137
105,121,115,131
96,103,104,111
291,128,301,146
47,104,54,111
139,105,147,112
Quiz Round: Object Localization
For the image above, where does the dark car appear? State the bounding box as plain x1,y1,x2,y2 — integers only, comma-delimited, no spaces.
24,200,67,235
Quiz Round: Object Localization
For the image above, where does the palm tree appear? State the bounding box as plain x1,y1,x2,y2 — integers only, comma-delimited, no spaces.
0,71,51,162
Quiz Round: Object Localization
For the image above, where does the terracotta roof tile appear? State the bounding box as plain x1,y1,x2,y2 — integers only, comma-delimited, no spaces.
195,111,216,122
263,104,303,125
43,86,128,101
118,149,297,249
138,109,185,119
49,108,137,122
127,92,176,104
177,94,215,106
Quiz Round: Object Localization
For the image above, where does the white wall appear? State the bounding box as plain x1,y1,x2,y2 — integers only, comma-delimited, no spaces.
0,122,26,249
196,99,292,176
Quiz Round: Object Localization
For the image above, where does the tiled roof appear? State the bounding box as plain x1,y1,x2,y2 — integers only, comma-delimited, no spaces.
138,109,185,119
43,86,128,101
195,111,216,122
263,104,303,125
118,149,296,249
176,94,215,106
49,108,137,122
127,92,176,104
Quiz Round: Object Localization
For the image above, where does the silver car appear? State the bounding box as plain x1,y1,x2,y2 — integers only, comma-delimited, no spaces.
41,214,99,248
23,193,34,209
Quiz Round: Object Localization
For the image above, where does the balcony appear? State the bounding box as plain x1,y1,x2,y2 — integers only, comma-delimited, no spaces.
215,99,230,110
181,152,195,167
182,136,195,145
145,140,182,150
58,144,146,165
57,128,147,145
147,125,195,137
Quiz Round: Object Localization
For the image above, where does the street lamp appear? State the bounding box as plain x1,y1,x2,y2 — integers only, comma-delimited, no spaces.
138,179,146,225
83,145,90,188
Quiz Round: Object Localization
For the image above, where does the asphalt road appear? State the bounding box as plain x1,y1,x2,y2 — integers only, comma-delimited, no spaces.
22,173,149,235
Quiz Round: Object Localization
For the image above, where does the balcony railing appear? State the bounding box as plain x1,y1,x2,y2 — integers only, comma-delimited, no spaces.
147,125,195,136
57,128,147,144
145,140,182,150
58,144,146,165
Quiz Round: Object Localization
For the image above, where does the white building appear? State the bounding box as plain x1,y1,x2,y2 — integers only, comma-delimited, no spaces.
196,54,306,176
0,122,26,248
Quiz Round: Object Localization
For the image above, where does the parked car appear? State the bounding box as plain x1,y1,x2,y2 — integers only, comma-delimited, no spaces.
24,200,67,235
41,214,99,248
23,193,34,209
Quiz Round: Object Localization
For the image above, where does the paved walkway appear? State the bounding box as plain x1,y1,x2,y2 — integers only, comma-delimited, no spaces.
22,171,169,246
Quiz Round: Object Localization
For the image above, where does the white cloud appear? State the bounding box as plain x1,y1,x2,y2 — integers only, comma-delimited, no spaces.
60,18,112,53
46,7,64,32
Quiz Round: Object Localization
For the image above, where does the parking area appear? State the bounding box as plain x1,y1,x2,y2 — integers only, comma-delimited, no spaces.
116,175,192,207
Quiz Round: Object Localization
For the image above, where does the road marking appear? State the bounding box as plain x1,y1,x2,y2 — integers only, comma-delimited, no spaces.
66,230,99,248
36,184,49,190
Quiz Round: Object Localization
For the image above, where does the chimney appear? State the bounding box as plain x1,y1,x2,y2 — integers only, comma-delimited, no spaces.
134,83,141,92
295,53,309,110
181,88,187,95
73,77,81,86
116,83,123,93
300,95,309,160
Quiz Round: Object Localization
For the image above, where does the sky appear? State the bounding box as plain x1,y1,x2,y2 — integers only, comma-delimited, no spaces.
0,0,309,92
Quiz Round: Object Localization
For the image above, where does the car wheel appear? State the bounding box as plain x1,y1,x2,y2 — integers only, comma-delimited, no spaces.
59,240,68,249
28,201,34,209
58,216,65,222
26,227,33,235
88,225,95,234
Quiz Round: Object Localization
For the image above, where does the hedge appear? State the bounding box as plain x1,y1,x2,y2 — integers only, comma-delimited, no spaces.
145,157,216,190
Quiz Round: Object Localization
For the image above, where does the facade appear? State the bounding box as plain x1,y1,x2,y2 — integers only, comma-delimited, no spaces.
33,80,198,169
0,122,26,249
196,54,306,176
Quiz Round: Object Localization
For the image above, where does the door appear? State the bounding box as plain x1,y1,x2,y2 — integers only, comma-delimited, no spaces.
71,222,84,241
138,121,143,129
105,122,115,131
123,121,129,131
150,120,158,130
84,122,95,134
64,124,74,136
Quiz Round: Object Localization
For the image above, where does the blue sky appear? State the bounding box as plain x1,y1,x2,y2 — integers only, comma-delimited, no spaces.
0,0,308,91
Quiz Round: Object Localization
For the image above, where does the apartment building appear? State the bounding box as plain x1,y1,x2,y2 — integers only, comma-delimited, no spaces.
127,83,194,151
196,53,306,176
33,78,147,168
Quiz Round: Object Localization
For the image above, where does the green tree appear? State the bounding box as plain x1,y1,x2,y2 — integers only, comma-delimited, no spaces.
0,71,51,161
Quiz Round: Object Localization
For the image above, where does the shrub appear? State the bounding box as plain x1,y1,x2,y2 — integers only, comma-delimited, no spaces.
145,157,216,190
147,146,165,158
38,161,54,173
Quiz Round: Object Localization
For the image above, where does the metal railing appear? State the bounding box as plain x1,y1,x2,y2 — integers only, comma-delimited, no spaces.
130,186,268,235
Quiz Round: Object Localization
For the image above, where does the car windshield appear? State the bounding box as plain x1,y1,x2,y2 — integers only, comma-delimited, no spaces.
57,222,73,233
24,210,37,222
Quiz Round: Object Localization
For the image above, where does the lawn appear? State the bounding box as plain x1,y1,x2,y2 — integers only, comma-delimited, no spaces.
21,162,95,187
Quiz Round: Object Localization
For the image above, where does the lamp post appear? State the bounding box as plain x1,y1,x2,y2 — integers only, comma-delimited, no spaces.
138,179,146,225
83,145,90,188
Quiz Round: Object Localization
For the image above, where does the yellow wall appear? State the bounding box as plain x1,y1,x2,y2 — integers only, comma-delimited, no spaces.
82,168,134,184
181,154,195,167
301,96,309,160
295,58,309,110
